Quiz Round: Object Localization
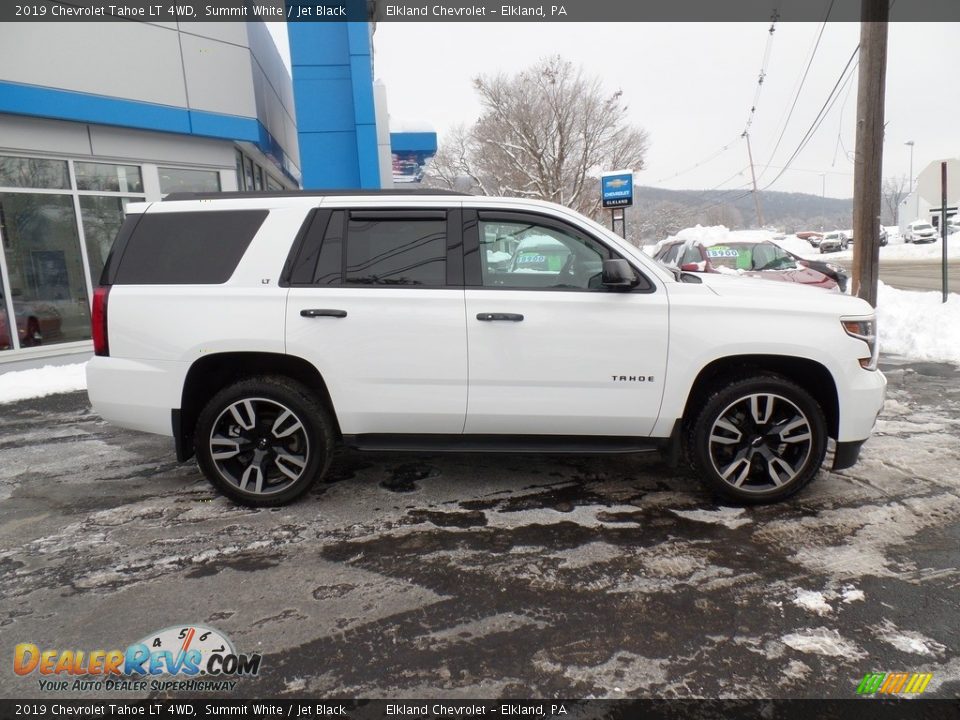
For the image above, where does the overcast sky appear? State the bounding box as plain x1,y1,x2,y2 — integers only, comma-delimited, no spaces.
270,22,959,199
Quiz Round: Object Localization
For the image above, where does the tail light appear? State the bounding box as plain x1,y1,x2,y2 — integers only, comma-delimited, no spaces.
92,286,110,356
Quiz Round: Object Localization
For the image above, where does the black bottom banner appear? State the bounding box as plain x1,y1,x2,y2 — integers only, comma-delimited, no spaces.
1,699,959,720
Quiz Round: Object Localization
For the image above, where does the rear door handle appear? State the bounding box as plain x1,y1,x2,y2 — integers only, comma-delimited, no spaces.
476,313,524,322
300,308,347,318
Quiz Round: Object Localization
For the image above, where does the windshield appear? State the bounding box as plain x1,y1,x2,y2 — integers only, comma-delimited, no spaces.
913,223,932,231
704,242,797,271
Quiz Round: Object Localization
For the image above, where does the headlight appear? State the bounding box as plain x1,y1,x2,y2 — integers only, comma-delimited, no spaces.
842,318,878,370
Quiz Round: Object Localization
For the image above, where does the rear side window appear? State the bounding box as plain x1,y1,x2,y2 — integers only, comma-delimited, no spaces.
107,210,267,285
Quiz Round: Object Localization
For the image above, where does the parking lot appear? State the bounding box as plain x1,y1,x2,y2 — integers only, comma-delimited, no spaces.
1,356,958,699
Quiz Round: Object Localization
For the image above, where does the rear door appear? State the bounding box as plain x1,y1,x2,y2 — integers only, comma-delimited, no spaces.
462,209,669,436
285,206,468,435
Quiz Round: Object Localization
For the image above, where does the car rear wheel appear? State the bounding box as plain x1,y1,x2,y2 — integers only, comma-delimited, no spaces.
686,374,827,504
195,375,335,507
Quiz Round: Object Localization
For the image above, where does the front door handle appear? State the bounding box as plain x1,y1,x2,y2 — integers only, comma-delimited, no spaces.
476,312,524,322
300,308,347,318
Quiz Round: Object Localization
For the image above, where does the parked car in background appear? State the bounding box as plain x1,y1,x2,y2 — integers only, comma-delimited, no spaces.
654,239,839,291
879,225,888,246
797,231,823,247
819,231,849,254
776,248,849,293
0,298,62,350
905,221,938,244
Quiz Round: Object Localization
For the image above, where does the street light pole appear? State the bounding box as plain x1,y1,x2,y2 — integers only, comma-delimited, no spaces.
905,140,914,193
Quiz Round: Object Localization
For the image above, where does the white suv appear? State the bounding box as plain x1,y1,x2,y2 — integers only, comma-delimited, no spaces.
904,220,939,244
87,191,885,507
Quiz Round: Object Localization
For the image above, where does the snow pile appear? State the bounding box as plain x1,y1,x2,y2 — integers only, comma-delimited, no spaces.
0,362,87,404
792,590,832,616
779,229,959,262
877,281,960,363
781,628,865,659
670,506,751,529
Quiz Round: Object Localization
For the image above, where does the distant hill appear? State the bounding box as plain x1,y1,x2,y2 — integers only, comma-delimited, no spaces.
626,185,854,243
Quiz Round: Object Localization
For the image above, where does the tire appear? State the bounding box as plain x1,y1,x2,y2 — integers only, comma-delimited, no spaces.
195,375,335,507
685,374,828,504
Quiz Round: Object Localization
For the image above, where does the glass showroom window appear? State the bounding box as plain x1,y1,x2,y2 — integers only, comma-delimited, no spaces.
79,196,139,284
0,155,147,353
0,190,90,347
158,167,221,195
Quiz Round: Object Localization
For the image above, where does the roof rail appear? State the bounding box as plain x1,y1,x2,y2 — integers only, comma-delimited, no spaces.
163,189,470,201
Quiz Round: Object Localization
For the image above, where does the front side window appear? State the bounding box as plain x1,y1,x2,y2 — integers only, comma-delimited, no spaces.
478,218,609,290
345,216,446,286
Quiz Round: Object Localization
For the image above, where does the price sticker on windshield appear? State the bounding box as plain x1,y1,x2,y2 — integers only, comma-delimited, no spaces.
706,247,739,258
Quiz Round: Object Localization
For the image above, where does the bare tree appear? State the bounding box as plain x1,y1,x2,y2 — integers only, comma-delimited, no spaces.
881,175,909,226
425,56,649,218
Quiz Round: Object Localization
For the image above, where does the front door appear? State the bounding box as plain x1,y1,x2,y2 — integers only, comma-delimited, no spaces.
463,210,669,437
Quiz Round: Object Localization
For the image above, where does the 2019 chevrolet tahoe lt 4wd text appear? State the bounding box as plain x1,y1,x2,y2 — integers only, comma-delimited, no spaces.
86,190,886,507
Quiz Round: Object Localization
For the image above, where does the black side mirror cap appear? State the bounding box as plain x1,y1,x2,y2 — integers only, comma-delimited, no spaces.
601,259,638,288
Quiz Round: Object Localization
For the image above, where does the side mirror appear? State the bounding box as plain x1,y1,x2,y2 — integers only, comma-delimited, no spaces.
602,259,638,288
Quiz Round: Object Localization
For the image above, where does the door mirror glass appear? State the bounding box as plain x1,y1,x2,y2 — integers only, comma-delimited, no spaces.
601,259,637,288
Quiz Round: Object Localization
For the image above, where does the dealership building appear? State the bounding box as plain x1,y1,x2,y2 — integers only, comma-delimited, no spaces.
0,20,436,369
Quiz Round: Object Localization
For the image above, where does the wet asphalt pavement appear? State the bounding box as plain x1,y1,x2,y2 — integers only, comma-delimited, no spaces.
0,356,958,700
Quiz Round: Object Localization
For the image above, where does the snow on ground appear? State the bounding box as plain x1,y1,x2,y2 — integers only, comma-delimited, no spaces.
783,228,960,263
0,362,87,404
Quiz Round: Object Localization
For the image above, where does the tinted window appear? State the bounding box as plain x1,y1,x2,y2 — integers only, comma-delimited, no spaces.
111,210,267,284
315,211,344,285
345,216,445,286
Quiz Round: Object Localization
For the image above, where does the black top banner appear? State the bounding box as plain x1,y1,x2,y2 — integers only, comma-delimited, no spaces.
3,0,960,22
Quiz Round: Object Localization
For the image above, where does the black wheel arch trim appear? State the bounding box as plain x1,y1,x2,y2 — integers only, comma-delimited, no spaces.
832,440,864,471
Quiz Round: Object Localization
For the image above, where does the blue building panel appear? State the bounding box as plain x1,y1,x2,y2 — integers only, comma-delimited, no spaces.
391,132,438,154
298,131,362,188
288,19,381,190
0,80,191,135
287,21,351,65
293,77,357,133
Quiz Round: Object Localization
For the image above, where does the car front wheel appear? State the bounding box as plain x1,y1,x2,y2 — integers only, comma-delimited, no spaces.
195,375,335,507
686,374,828,503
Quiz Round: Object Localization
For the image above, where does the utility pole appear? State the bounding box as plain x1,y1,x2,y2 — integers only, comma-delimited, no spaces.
851,0,889,307
742,131,764,227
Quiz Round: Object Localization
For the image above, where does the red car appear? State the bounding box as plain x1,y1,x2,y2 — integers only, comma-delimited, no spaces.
0,301,62,350
653,239,839,291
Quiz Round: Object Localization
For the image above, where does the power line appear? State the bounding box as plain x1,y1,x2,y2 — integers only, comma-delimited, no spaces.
757,1,835,181
654,134,742,184
742,11,780,136
831,63,859,166
761,45,860,192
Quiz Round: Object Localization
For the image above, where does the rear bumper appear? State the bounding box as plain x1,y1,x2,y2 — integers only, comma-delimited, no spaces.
86,356,186,436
